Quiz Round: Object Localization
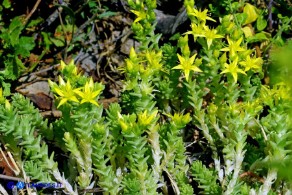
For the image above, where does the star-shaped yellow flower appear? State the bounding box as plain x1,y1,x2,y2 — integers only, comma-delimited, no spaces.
172,54,202,82
145,50,163,71
239,55,263,72
49,76,80,108
220,57,246,83
203,26,223,49
74,78,102,106
220,37,246,57
185,23,205,38
131,4,147,23
190,8,216,24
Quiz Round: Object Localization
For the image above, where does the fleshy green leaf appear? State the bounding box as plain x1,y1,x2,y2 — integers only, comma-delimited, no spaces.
235,13,248,25
256,15,267,31
247,32,268,43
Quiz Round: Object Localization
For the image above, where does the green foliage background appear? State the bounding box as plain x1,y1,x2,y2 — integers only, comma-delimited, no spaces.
0,0,291,194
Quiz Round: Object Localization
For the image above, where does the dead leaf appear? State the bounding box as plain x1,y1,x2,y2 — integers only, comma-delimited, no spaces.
26,92,52,110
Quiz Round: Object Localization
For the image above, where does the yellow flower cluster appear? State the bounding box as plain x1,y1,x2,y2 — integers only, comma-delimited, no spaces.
185,7,223,49
49,61,103,108
176,5,264,83
220,36,263,82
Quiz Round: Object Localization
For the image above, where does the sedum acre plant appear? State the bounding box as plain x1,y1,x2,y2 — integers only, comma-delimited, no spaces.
0,0,291,194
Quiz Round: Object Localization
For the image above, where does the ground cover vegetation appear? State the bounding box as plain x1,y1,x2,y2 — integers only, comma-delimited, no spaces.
0,0,292,194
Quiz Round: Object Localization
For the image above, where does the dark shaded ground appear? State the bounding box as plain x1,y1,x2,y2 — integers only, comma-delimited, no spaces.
11,0,189,117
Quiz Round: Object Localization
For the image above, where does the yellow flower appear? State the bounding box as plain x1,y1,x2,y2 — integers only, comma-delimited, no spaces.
129,47,138,60
59,60,67,71
145,50,162,71
185,24,223,49
49,76,80,108
220,57,246,83
185,23,205,39
138,110,158,126
220,37,246,57
117,112,132,132
203,26,223,49
239,55,263,72
272,83,291,100
189,8,216,23
120,47,140,74
166,113,191,126
119,120,129,132
59,60,80,77
172,54,202,82
74,78,102,106
131,5,147,23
